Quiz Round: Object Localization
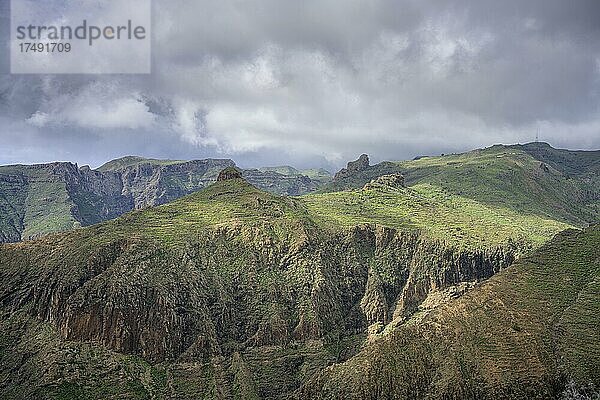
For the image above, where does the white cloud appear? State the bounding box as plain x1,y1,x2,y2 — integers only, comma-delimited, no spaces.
26,111,49,128
26,82,156,130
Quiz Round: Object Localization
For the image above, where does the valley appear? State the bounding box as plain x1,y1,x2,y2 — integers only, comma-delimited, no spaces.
0,143,598,399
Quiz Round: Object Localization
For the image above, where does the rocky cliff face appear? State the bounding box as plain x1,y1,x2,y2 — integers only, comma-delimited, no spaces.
116,159,235,208
0,173,28,242
243,169,320,195
298,226,600,400
363,173,405,191
333,154,370,180
0,221,518,400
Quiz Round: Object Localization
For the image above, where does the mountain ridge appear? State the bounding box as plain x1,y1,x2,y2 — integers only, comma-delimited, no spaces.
0,158,323,242
0,177,553,398
0,142,597,244
323,143,599,226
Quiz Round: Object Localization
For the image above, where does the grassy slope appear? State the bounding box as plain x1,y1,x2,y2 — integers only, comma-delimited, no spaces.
101,179,316,245
50,177,569,251
302,225,600,399
323,144,599,226
517,142,600,177
2,144,594,242
0,165,79,240
302,183,570,248
397,144,598,225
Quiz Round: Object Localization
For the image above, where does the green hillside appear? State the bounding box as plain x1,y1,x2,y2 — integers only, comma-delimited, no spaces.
0,175,575,399
325,143,599,226
2,144,595,243
301,224,600,399
75,174,570,248
303,181,568,247
0,164,91,241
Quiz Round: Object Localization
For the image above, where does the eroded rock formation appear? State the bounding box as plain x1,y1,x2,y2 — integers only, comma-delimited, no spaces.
1,224,516,365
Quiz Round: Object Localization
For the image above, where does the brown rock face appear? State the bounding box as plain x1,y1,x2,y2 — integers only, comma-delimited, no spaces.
0,225,516,364
334,154,370,180
217,167,243,181
347,154,370,172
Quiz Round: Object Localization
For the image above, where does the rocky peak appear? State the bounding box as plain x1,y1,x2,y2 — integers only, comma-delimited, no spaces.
334,154,370,180
363,173,405,191
348,154,370,172
217,167,244,181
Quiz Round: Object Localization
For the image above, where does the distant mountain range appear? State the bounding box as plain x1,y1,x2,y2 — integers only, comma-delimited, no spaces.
1,142,596,243
0,157,331,242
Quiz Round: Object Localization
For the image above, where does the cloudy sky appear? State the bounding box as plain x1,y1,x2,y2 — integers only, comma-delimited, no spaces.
1,0,599,170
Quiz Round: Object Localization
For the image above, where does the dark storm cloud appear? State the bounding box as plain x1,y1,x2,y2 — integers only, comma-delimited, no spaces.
0,0,599,168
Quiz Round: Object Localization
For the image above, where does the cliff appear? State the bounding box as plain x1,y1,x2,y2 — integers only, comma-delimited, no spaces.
299,226,600,399
0,179,537,399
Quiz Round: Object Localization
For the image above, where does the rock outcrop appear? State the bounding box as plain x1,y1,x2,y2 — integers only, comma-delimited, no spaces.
326,154,404,192
218,167,244,181
0,224,516,365
363,173,405,190
334,154,370,180
298,226,600,400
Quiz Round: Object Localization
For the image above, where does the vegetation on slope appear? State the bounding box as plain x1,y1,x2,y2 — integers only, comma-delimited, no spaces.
0,158,324,243
302,182,570,247
0,175,572,399
0,164,82,241
397,144,599,226
324,143,599,226
301,225,600,399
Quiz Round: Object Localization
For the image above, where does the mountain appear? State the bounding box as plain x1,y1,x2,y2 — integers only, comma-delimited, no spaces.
258,165,302,176
300,224,600,399
0,157,324,243
259,166,333,183
325,154,402,191
2,143,595,243
96,156,189,172
0,172,573,399
324,143,600,226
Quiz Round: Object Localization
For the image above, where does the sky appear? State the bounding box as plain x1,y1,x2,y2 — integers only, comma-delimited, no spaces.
1,0,599,170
